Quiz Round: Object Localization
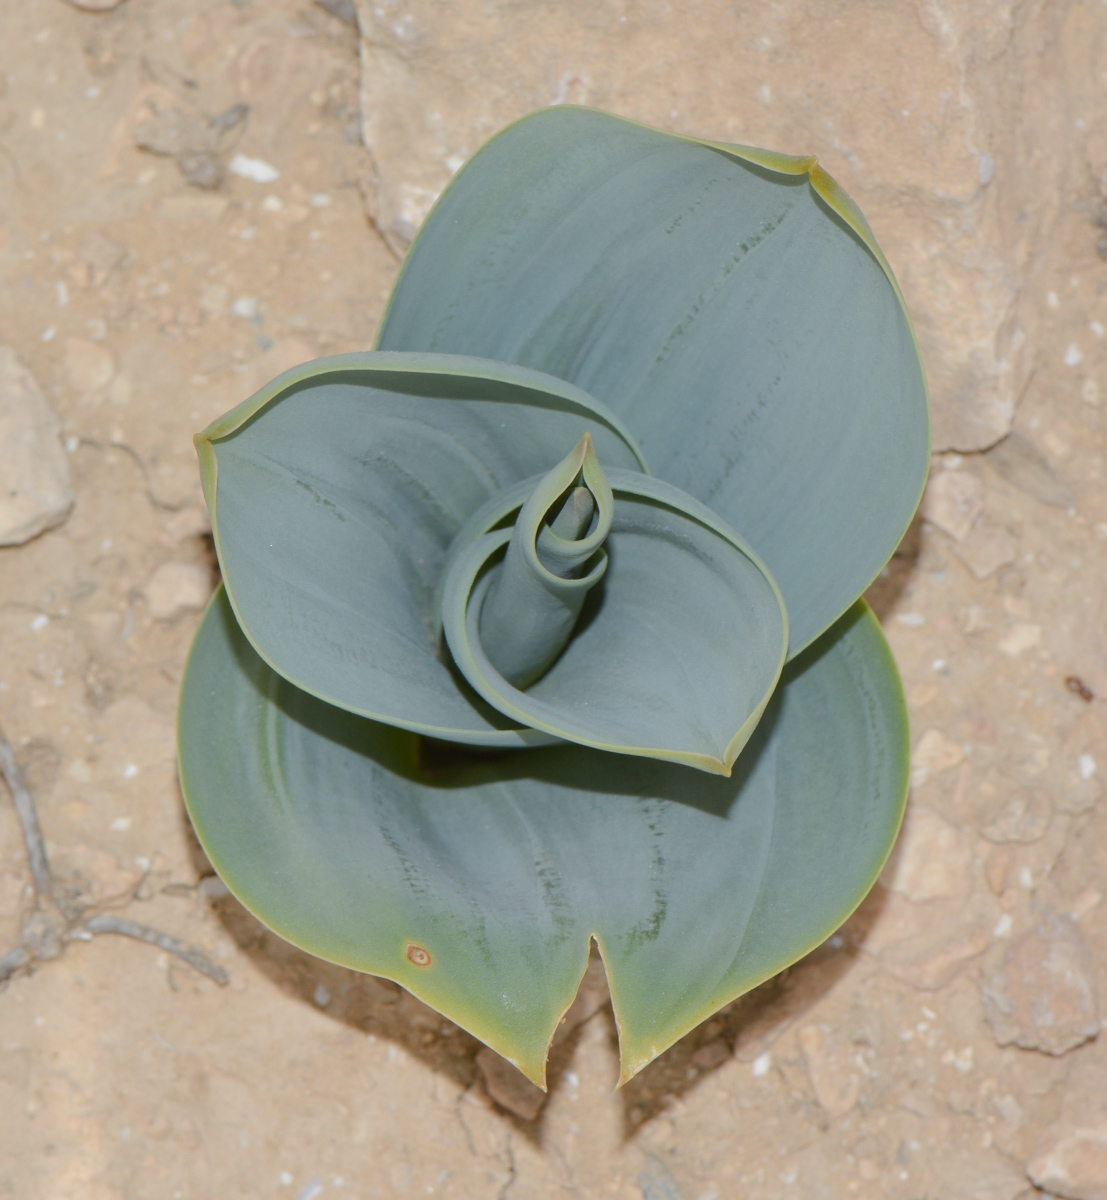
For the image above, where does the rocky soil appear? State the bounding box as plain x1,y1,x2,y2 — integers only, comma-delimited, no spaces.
1,2,1106,1198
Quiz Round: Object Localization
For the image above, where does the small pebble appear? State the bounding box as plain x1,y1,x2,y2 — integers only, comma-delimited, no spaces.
231,296,259,319
0,347,74,545
145,562,212,620
981,911,1100,1054
229,154,280,184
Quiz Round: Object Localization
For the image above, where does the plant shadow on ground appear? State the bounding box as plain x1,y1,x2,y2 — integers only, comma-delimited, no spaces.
181,514,918,1140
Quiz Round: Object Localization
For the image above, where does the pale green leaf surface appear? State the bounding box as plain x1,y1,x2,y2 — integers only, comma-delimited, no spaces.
179,588,907,1085
441,470,787,774
200,351,645,745
375,106,930,655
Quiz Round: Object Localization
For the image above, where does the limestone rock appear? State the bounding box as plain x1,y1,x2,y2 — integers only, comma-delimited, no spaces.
951,518,1018,581
981,911,1101,1054
986,432,1075,508
145,562,213,621
862,887,992,990
0,346,74,545
798,1024,859,1117
922,470,986,540
1027,1054,1107,1200
475,1047,544,1121
356,0,1074,451
910,729,966,789
1029,1128,1107,1200
883,804,972,900
980,790,1052,844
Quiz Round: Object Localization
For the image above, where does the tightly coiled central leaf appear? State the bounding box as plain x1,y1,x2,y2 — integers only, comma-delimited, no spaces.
466,434,613,691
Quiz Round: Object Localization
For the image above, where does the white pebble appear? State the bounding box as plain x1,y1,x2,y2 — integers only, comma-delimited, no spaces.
123,763,138,779
895,612,926,627
42,326,55,342
110,817,132,832
280,1173,293,1187
752,1051,772,1077
309,193,332,207
1091,320,1105,338
1079,754,1097,780
1064,343,1083,367
231,296,259,319
30,614,49,632
229,154,280,184
993,913,1013,937
313,984,331,1008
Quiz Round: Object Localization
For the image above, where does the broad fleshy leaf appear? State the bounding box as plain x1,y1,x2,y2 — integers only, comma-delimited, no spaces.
441,466,787,774
376,106,930,655
179,588,907,1086
198,351,646,746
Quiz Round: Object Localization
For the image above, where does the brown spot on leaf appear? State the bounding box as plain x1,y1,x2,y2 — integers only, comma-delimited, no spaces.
406,944,431,967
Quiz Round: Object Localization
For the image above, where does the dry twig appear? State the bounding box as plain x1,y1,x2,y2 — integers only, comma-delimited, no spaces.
84,915,228,985
0,721,52,896
0,721,228,988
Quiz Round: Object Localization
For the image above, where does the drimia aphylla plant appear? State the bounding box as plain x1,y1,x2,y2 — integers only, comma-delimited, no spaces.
179,108,928,1086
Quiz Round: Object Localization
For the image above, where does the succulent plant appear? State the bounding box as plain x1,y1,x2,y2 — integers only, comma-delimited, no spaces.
178,107,928,1087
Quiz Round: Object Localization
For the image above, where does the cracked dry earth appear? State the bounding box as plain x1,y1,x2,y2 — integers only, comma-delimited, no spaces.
1,2,1106,1199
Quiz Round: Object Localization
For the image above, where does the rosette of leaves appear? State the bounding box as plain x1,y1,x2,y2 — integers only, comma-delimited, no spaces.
179,108,928,1086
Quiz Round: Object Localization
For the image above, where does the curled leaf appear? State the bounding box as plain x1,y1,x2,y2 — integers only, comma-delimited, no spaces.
441,468,787,774
477,433,613,690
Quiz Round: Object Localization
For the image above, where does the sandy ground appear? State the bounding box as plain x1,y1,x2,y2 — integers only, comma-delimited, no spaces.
1,3,1106,1199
